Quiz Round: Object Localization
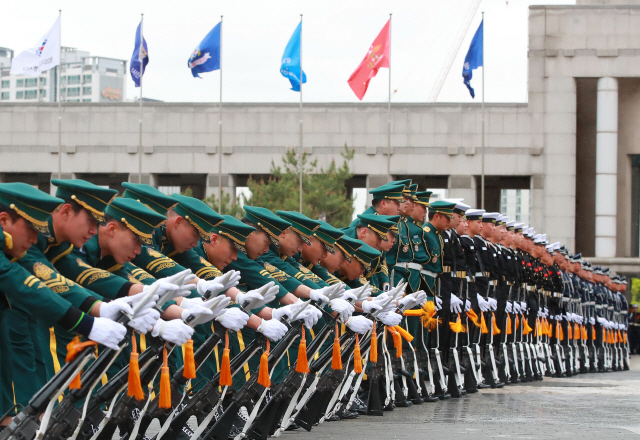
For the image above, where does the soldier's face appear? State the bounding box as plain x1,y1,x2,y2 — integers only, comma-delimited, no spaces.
455,218,467,235
340,257,364,280
302,236,327,265
411,204,427,223
467,219,482,235
379,199,401,216
450,213,462,229
400,197,414,216
481,222,495,238
107,222,142,264
279,228,304,257
205,234,237,269
245,229,270,259
322,247,345,273
379,230,395,252
0,214,37,258
57,205,98,248
170,217,201,253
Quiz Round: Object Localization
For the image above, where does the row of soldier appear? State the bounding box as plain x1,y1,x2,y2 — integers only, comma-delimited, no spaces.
0,177,630,440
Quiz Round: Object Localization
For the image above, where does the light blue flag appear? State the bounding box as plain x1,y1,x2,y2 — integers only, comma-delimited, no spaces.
130,21,148,88
188,22,221,78
280,22,307,91
462,19,483,98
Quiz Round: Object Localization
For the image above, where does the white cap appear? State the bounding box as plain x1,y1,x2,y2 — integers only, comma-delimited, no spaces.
465,209,484,220
482,212,500,223
506,220,517,229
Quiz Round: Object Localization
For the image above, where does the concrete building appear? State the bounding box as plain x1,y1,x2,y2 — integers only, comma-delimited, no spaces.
0,47,127,103
1,0,640,273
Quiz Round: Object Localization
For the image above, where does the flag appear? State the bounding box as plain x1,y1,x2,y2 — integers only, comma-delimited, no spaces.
10,17,61,77
130,21,149,88
188,22,221,78
347,19,390,101
280,22,306,92
462,19,483,98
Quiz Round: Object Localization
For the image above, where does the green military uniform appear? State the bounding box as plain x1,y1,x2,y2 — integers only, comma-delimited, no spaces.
299,221,345,287
0,183,96,415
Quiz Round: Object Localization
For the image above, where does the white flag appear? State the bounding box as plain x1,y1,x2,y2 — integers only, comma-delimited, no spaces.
10,17,61,77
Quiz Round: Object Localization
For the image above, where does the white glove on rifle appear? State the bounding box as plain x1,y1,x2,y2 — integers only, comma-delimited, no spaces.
520,301,528,313
345,316,373,334
597,316,607,326
505,302,513,314
340,290,359,303
361,300,382,314
152,319,194,345
373,295,397,314
272,302,305,322
399,295,419,310
378,311,402,327
450,294,463,314
181,305,214,325
89,317,127,350
413,291,428,307
330,298,355,322
239,282,279,310
257,318,287,341
348,284,372,302
146,278,193,304
464,299,471,312
216,308,250,332
196,271,241,297
188,297,232,326
589,317,596,325
99,299,134,321
128,309,160,334
309,285,334,304
513,302,521,313
435,296,443,311
301,306,322,329
487,297,498,311
477,294,490,312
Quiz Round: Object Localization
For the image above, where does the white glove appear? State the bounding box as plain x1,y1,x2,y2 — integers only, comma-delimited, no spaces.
340,290,359,302
309,286,334,304
188,297,232,326
300,306,322,329
330,298,355,322
513,302,521,313
400,295,419,310
590,317,596,325
477,294,491,312
181,305,214,325
361,300,382,314
345,316,373,334
272,302,305,322
100,289,160,320
148,280,193,305
520,301,527,312
597,316,607,326
435,296,443,311
240,282,280,310
152,319,194,345
464,299,471,312
220,270,242,290
215,308,250,332
537,309,543,318
88,317,127,350
450,294,463,314
505,302,513,314
127,309,160,334
413,290,428,307
487,297,498,311
99,299,134,321
378,311,402,327
373,295,397,314
543,307,549,317
577,315,583,325
257,318,287,341
196,279,225,298
349,284,373,301
234,289,264,309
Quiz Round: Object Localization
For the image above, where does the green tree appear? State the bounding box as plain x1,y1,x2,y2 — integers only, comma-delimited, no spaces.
631,278,640,306
244,146,355,227
202,191,245,218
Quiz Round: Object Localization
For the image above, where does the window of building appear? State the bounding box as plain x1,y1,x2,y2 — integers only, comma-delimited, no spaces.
0,92,9,100
82,99,91,102
16,79,23,87
67,87,80,97
500,188,530,225
25,78,37,87
68,99,80,102
157,186,182,196
1,80,8,88
67,75,81,85
40,77,46,85
25,90,37,99
40,89,46,98
16,91,23,99
83,87,91,95
83,74,92,83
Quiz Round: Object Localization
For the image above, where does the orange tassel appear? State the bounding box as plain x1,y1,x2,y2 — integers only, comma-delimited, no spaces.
331,323,343,370
506,315,512,335
159,345,172,409
624,332,628,344
491,312,501,335
370,325,378,363
389,326,402,358
557,322,564,341
353,334,363,374
127,334,145,400
581,325,588,340
515,315,520,331
567,324,573,340
449,314,463,334
574,324,581,341
295,324,310,374
466,309,480,327
592,326,596,340
183,339,196,380
219,331,232,387
394,325,414,343
65,335,98,390
523,318,533,335
257,340,271,388
480,313,489,334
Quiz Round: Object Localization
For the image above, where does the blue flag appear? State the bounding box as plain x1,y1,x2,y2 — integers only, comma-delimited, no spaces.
130,21,149,88
462,19,483,98
189,22,221,78
280,22,306,91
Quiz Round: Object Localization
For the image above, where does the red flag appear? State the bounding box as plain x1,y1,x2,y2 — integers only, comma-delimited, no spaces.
348,20,390,100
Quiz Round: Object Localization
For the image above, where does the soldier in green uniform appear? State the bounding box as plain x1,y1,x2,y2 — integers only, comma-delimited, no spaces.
352,180,408,222
306,221,347,287
0,183,127,427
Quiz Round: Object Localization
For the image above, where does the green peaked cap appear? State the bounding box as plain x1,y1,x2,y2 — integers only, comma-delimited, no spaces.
368,181,406,201
408,183,418,200
429,200,456,219
355,214,400,241
105,198,167,245
215,215,256,254
334,234,362,263
0,183,64,237
171,193,224,242
415,190,433,206
314,221,344,254
122,182,178,214
353,240,381,268
53,179,118,225
243,206,291,247
276,211,321,246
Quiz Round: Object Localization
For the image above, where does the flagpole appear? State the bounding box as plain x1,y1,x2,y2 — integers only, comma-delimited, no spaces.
480,12,485,209
218,15,224,212
138,13,144,184
57,9,62,179
299,14,303,213
387,13,392,183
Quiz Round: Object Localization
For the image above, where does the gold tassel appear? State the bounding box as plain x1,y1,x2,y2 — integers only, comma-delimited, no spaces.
331,323,342,370
257,340,271,388
353,334,363,374
466,309,481,327
370,325,378,363
219,331,232,387
394,325,414,343
127,333,145,400
480,313,489,334
183,339,196,380
449,314,463,333
295,324,310,374
65,335,98,390
506,315,512,335
491,312,501,335
159,345,172,409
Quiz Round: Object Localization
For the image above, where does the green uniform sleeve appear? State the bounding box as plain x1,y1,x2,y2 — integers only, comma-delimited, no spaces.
227,253,289,306
131,246,188,279
173,247,223,281
311,264,343,286
260,251,319,291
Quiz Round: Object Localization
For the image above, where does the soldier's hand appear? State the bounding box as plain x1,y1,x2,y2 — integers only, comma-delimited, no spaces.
196,279,225,297
590,317,596,325
378,311,402,327
128,309,160,334
345,315,373,334
435,296,443,311
189,296,232,326
361,299,382,314
413,290,428,307
309,286,333,304
300,306,322,329
487,297,498,311
505,302,513,314
465,299,471,312
235,289,265,309
272,302,303,322
520,301,528,313
513,302,521,313
99,299,134,321
181,305,214,325
331,298,356,321
477,294,490,312
400,295,419,310
257,318,287,341
152,319,194,345
450,294,463,314
89,317,127,350
216,308,250,332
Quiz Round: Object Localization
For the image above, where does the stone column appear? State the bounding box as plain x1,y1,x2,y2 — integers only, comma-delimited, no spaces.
595,77,618,257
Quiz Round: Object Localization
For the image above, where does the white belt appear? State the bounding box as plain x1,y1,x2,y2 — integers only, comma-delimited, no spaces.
394,262,423,271
421,269,438,278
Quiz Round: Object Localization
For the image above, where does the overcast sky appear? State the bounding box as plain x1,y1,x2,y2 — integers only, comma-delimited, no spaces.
2,0,574,103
